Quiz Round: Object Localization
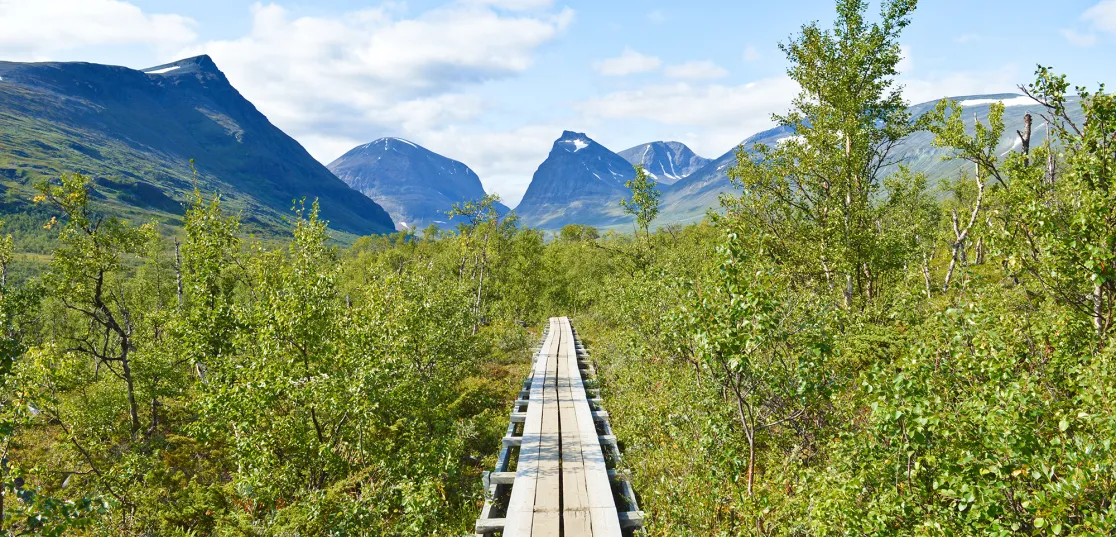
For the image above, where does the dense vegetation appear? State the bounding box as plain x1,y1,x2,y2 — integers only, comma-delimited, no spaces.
1,0,1114,535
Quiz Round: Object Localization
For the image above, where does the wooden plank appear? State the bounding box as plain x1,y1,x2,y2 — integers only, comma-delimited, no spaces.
476,517,506,533
504,318,560,537
562,317,623,537
618,510,646,528
559,318,594,537
532,326,561,537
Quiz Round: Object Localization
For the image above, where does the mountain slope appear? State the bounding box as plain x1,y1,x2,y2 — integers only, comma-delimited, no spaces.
515,131,636,229
328,138,509,230
0,55,395,240
658,93,1084,225
617,141,710,185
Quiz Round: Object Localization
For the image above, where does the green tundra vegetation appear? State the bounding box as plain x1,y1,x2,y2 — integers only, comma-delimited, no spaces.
1,0,1115,535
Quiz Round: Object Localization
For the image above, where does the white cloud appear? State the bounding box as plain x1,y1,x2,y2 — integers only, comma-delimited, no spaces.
575,62,1027,160
742,45,761,62
1061,28,1098,46
593,47,661,76
1084,0,1116,33
1061,0,1116,46
665,60,728,80
419,124,569,206
181,2,573,161
464,0,555,10
952,34,982,44
898,64,1022,105
578,77,800,155
0,0,196,61
647,9,667,24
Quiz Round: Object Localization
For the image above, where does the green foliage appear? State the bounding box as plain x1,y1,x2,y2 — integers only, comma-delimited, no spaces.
620,165,662,240
730,0,927,310
3,2,1115,536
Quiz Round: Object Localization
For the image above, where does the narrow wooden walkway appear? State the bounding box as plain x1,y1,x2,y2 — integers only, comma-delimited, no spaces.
476,317,643,536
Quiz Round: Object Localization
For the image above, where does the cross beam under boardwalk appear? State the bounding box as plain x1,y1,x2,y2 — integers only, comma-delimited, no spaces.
475,317,644,536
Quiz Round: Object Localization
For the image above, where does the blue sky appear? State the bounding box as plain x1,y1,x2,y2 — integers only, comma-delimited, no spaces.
1,0,1113,205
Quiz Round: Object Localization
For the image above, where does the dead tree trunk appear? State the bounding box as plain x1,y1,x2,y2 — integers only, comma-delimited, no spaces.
1017,113,1032,166
920,241,935,299
944,170,984,291
1045,120,1057,185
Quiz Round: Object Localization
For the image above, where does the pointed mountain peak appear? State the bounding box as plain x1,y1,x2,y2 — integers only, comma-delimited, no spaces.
347,137,426,157
380,137,421,149
617,140,710,185
554,131,596,152
142,55,224,78
516,130,637,229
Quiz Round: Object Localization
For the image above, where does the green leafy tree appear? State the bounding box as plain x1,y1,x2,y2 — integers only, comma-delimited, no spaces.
447,194,515,333
34,174,157,436
730,0,922,309
1013,70,1115,340
174,188,242,381
686,228,828,496
620,165,662,242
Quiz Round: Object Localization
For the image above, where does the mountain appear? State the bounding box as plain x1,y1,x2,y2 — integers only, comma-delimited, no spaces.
327,138,508,231
514,131,637,229
0,55,395,242
617,141,710,185
657,93,1084,225
658,125,793,225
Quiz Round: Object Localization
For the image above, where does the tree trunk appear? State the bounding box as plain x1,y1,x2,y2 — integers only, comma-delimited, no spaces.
943,171,984,291
174,238,183,309
746,434,756,496
863,263,874,300
922,249,934,299
147,395,159,436
1046,121,1056,185
1095,283,1105,340
473,230,491,335
1017,113,1032,166
121,347,141,436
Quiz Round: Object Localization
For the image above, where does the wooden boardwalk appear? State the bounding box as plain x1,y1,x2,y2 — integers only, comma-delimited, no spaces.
475,317,643,536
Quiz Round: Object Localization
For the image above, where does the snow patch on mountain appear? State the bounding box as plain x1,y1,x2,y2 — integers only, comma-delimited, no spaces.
958,95,1035,108
563,139,589,151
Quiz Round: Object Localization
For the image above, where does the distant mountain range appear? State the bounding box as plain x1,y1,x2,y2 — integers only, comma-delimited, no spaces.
513,93,1082,231
0,55,394,240
514,131,637,230
328,138,508,230
650,93,1083,226
618,141,710,185
0,53,1080,239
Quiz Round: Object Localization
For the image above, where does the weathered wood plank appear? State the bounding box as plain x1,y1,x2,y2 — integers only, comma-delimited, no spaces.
476,517,506,534
562,317,623,537
503,318,559,537
559,318,594,537
532,325,561,537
